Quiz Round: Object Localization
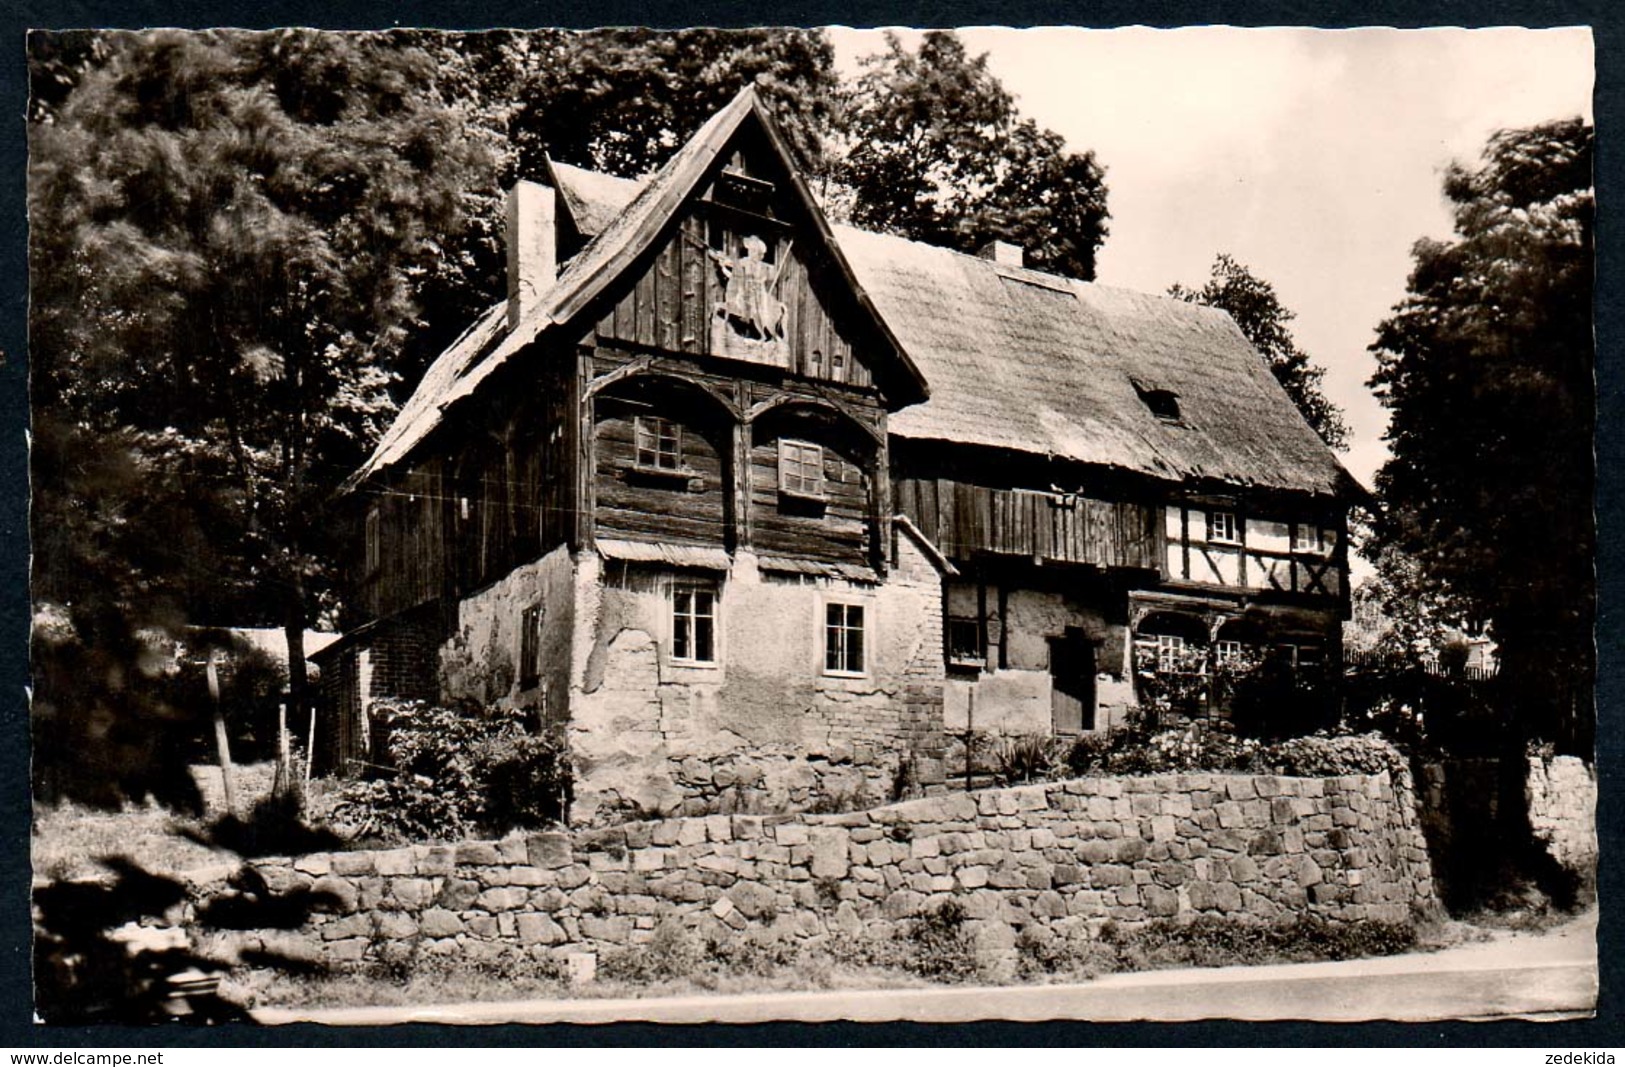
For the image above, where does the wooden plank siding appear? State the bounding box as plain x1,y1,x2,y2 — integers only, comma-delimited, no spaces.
360,357,578,622
748,424,872,566
593,402,733,549
894,476,1160,572
594,197,869,389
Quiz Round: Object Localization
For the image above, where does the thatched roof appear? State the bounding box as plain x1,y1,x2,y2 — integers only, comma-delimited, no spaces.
831,227,1354,498
354,89,1354,501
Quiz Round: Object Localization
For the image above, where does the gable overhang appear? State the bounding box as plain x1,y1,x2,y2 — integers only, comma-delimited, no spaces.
537,85,929,410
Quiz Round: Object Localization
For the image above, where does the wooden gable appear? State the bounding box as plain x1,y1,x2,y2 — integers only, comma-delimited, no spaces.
577,99,917,402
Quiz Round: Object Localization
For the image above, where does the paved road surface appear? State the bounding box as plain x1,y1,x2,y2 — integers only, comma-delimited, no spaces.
255,909,1596,1026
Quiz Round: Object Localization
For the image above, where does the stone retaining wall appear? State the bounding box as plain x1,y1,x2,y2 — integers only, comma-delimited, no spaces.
1525,755,1598,880
219,769,1437,974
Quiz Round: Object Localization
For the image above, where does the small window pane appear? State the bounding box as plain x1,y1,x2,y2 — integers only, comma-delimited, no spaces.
1206,511,1238,544
671,581,717,664
825,602,864,673
947,617,983,663
780,439,825,497
636,416,681,470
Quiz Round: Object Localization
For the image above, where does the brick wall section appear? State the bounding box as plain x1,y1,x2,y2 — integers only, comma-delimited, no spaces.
367,609,442,705
229,770,1437,969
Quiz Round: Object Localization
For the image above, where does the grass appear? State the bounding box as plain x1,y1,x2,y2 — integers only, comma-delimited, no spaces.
32,763,281,881
32,800,236,882
232,909,1453,1013
229,946,935,1011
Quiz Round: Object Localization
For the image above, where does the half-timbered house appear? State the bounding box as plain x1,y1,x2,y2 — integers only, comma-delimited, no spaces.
317,84,1361,822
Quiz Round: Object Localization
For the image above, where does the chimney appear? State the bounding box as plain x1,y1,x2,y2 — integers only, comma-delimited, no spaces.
977,239,1025,268
505,180,557,331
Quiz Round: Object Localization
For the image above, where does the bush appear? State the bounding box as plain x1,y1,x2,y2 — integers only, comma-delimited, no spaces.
599,919,701,983
903,899,980,982
993,734,1067,784
1065,713,1264,777
1103,913,1417,970
319,699,570,844
1261,732,1408,780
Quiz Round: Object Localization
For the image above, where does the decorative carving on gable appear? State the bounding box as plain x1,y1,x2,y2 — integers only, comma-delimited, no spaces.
708,233,790,365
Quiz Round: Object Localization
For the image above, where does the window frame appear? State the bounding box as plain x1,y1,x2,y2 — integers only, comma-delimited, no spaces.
364,507,381,576
668,577,720,667
518,603,543,691
1293,524,1329,555
634,415,683,472
946,615,986,670
1155,632,1188,674
777,438,827,500
1206,510,1240,545
823,599,868,678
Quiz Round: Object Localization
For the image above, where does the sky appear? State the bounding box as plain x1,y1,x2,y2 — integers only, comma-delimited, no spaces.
827,26,1595,491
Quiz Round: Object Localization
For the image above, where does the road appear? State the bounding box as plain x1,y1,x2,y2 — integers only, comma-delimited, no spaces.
254,909,1597,1026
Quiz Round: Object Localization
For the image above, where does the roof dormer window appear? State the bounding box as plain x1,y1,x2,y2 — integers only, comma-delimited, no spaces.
1131,376,1182,422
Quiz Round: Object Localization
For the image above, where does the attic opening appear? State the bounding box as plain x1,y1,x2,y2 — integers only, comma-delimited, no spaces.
1131,376,1182,422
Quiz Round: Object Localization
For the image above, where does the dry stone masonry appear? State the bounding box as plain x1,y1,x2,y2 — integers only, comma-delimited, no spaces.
1525,755,1598,880
226,769,1437,973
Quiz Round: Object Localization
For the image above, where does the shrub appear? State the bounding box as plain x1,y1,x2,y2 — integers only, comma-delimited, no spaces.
704,931,798,977
1065,714,1263,777
598,919,701,983
1102,913,1417,971
1261,732,1408,780
319,699,569,844
1014,925,1115,980
903,899,980,983
993,733,1066,784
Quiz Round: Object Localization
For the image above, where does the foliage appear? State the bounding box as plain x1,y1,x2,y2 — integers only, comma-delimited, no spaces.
1367,117,1594,754
823,898,985,983
1060,715,1414,780
900,899,981,982
598,918,702,984
1066,714,1266,778
1132,642,1215,721
834,31,1110,280
1259,732,1409,780
1170,253,1349,449
1101,913,1417,971
1340,656,1510,758
991,733,1068,784
1227,653,1337,741
1345,516,1465,662
319,699,569,843
29,29,499,783
497,29,839,180
1014,925,1116,980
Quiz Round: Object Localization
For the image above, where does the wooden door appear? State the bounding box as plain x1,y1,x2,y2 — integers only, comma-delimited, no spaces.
1049,629,1096,735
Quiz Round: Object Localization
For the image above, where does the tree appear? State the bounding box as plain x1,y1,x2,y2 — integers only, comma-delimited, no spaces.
384,27,843,390
1367,118,1594,753
1170,254,1350,449
834,31,1110,281
29,29,497,789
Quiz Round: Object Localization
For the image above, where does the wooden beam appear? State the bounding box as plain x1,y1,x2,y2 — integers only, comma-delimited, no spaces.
997,582,1010,670
1289,521,1300,594
576,347,595,551
1237,500,1249,588
732,379,752,551
872,428,890,575
1180,504,1191,580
